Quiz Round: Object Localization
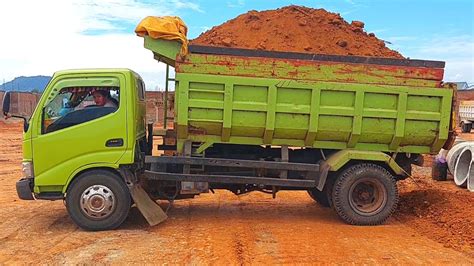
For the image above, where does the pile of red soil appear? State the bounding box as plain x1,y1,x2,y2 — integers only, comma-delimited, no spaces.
396,168,474,256
191,5,404,58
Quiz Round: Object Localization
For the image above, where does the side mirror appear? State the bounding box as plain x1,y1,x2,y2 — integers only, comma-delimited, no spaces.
2,91,11,115
2,91,29,132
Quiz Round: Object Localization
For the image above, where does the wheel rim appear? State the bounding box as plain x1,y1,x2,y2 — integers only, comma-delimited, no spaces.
348,178,387,216
80,185,116,220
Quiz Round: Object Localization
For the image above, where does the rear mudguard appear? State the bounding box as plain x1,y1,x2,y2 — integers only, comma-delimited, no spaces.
317,150,405,191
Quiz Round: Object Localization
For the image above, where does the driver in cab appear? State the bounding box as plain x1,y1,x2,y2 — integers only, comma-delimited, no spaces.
92,90,118,108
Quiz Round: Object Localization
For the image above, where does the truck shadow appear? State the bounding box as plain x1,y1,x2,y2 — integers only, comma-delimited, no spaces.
121,200,341,230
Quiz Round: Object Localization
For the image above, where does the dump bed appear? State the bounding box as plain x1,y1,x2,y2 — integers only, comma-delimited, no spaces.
144,37,454,154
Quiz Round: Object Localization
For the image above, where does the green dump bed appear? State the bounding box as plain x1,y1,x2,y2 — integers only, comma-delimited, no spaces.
144,37,454,154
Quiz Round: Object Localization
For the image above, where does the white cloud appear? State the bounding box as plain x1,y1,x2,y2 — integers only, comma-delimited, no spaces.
386,36,418,42
385,34,474,83
364,28,388,35
196,26,211,34
408,35,474,83
443,59,473,83
0,0,202,90
416,35,473,55
171,0,204,13
227,0,245,8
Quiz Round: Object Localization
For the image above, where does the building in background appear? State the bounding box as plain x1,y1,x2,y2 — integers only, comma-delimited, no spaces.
454,82,469,91
145,91,174,126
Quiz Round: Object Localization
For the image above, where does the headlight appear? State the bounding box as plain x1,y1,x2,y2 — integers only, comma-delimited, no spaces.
22,161,34,178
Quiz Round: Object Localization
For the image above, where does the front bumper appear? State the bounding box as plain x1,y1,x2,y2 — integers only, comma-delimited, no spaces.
16,178,34,200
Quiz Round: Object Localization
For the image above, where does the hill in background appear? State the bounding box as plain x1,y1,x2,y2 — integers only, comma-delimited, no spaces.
1,76,51,92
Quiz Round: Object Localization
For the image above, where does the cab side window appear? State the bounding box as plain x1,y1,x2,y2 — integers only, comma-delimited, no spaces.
137,78,145,101
42,86,120,134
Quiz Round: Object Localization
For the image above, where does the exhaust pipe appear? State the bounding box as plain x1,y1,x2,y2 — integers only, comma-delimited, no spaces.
453,145,474,188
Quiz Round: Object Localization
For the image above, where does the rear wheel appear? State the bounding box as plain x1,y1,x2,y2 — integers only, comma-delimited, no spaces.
332,163,398,225
66,170,131,231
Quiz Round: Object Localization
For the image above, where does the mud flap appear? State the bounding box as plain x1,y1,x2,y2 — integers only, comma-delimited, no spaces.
120,168,167,226
129,184,168,226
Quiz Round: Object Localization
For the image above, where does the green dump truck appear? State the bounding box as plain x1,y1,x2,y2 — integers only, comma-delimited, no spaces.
4,36,455,231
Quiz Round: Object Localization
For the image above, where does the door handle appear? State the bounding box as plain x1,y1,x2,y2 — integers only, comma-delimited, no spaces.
106,138,124,147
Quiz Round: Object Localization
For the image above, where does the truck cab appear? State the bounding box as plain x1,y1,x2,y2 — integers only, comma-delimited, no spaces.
6,69,147,228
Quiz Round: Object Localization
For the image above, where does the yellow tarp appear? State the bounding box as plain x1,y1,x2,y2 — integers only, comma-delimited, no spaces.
135,16,188,56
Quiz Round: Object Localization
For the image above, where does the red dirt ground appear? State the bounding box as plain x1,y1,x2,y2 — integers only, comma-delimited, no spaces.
397,167,474,255
191,5,403,58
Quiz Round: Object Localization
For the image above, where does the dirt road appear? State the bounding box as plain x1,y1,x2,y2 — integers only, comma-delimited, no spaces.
0,121,472,264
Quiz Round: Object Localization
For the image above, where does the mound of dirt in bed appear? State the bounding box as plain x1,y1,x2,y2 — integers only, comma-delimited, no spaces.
191,5,403,58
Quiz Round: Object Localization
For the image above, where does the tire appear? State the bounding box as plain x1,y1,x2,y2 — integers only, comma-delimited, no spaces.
308,189,331,207
461,122,472,133
307,176,335,208
66,170,131,231
332,163,398,225
431,161,448,181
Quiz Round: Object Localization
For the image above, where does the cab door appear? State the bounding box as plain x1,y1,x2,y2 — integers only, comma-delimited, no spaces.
32,74,128,193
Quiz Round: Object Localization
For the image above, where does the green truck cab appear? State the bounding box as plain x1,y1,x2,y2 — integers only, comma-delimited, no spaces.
5,69,148,228
21,69,145,194
3,38,455,231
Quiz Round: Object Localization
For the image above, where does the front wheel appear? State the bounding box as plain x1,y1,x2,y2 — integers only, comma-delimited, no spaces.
66,170,131,231
332,163,398,225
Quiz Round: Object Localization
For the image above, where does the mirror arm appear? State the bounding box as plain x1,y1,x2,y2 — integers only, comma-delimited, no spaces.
4,112,29,132
10,114,27,120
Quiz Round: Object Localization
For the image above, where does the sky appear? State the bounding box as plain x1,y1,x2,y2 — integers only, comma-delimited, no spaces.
0,0,472,90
